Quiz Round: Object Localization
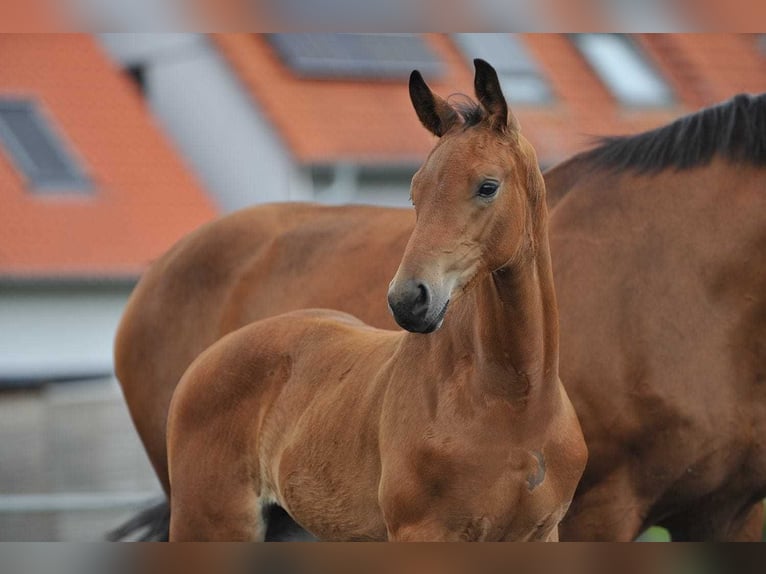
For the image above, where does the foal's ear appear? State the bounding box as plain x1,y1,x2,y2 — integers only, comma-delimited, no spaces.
473,59,519,132
409,70,459,137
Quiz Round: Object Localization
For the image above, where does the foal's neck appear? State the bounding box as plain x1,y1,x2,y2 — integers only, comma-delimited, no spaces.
446,213,559,401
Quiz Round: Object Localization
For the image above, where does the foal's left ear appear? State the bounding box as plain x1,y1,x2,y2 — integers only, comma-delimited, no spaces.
474,59,519,132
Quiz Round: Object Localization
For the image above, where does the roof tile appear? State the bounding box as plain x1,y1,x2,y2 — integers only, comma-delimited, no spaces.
214,34,766,167
0,35,216,278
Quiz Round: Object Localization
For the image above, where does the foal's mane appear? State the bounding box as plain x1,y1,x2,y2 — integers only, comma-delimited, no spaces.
448,94,487,129
581,93,766,173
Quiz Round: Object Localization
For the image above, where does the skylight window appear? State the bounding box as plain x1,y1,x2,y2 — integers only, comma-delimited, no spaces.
602,0,685,32
573,34,674,107
267,34,443,79
453,34,553,105
0,99,90,192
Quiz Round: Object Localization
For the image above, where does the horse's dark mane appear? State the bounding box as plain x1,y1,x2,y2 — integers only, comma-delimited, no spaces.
581,93,766,173
442,92,766,172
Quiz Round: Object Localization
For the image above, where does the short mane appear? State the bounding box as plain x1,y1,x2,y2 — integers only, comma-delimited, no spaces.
581,93,766,173
448,94,487,128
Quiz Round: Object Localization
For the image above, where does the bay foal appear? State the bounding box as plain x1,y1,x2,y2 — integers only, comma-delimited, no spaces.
166,60,586,541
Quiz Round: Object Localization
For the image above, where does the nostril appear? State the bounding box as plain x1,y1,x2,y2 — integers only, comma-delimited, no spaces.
415,282,429,304
412,282,431,315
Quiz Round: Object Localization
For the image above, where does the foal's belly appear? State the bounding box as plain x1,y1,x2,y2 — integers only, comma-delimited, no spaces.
273,442,388,541
259,371,391,540
274,444,568,542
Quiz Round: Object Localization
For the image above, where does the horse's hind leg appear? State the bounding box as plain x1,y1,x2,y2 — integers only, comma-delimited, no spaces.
167,419,269,541
169,492,268,541
663,500,764,541
727,501,764,542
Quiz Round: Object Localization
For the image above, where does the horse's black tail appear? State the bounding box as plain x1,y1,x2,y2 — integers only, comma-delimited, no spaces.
106,498,170,541
264,505,317,541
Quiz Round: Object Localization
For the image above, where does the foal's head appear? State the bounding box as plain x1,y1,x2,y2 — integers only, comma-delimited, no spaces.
388,59,546,333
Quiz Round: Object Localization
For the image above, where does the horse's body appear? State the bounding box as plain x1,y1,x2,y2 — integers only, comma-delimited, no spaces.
115,90,766,540
551,155,766,541
164,61,586,541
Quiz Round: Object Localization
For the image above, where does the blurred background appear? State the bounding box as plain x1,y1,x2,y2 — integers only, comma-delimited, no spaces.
0,21,765,542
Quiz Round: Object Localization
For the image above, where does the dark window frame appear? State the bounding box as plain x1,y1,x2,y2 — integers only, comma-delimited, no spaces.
125,63,148,97
266,33,443,80
0,98,92,193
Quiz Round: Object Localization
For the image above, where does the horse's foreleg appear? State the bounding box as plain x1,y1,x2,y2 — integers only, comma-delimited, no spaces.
557,476,646,541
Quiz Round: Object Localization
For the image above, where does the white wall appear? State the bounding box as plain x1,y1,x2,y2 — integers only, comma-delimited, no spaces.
0,286,133,381
98,33,312,213
97,34,425,211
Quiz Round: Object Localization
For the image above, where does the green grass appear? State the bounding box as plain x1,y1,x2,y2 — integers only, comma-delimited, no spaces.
636,526,672,542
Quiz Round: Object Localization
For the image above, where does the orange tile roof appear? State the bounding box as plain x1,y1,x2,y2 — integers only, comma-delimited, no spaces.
640,34,766,105
213,33,453,165
0,0,69,32
191,1,766,33
0,34,217,279
213,33,766,167
677,1,766,33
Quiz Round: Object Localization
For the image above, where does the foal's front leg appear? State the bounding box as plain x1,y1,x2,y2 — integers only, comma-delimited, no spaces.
378,457,500,541
386,518,491,542
381,491,497,542
387,524,455,542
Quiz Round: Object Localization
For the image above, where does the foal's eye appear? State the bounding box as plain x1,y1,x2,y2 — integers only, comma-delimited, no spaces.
476,181,500,199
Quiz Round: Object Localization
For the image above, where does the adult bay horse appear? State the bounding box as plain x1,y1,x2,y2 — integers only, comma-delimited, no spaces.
548,93,766,542
113,83,766,539
164,59,586,541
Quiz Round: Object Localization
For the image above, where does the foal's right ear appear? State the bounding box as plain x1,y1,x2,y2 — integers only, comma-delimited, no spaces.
409,70,459,137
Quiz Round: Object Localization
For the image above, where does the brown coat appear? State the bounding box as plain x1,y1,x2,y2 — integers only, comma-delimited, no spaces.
116,92,766,540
